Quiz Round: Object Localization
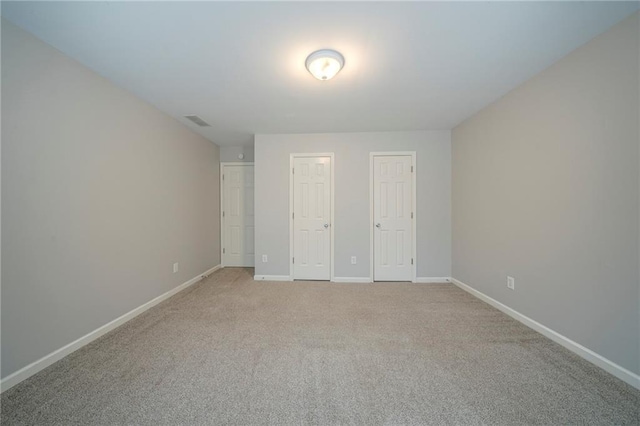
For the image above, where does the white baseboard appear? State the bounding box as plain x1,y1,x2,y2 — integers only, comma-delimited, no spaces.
415,277,451,283
253,275,292,281
451,277,640,390
332,277,372,283
253,276,449,284
0,264,221,393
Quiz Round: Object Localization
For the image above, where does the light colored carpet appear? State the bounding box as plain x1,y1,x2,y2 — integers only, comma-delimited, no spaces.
1,267,638,425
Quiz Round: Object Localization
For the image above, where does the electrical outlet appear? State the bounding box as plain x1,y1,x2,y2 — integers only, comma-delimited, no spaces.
507,276,515,290
262,255,268,263
173,262,179,273
351,256,357,265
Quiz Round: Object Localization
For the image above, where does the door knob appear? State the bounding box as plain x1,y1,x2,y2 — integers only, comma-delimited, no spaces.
375,223,381,228
324,223,329,228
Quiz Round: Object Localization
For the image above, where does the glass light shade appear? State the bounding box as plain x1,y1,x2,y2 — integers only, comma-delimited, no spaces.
305,50,345,81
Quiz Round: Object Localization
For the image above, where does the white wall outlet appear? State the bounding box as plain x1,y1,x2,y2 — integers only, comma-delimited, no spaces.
351,256,357,265
507,276,515,290
262,255,268,263
173,262,179,273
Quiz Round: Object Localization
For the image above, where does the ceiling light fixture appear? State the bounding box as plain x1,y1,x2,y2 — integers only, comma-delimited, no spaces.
305,49,345,81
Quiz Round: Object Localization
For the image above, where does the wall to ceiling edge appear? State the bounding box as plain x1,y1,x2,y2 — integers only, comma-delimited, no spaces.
452,13,639,375
1,19,221,379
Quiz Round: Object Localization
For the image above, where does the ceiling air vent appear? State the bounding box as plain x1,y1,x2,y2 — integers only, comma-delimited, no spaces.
184,115,211,127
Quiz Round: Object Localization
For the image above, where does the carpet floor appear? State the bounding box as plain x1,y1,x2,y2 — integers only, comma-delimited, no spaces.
1,267,638,425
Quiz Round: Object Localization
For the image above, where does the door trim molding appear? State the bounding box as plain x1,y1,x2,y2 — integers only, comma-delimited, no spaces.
369,152,417,283
289,153,335,281
220,162,254,268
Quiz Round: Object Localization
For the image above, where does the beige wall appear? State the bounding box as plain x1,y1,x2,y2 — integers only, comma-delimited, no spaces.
255,131,451,279
220,145,254,163
452,14,639,374
1,20,221,378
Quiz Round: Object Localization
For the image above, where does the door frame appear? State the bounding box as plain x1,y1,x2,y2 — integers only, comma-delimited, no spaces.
220,162,254,268
369,152,417,282
289,153,335,281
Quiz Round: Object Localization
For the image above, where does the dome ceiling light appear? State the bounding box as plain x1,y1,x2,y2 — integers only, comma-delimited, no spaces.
305,49,345,81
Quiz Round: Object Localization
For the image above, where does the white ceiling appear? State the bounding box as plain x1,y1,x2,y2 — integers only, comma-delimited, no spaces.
2,2,638,146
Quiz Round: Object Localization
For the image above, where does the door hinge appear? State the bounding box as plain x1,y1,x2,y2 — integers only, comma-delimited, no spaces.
411,258,414,265
222,174,225,180
292,212,295,219
223,248,226,254
411,212,413,219
411,166,414,173
292,257,295,264
223,211,225,217
292,168,295,174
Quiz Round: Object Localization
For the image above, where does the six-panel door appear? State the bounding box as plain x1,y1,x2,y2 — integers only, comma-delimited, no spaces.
292,157,331,280
223,165,255,267
373,155,413,281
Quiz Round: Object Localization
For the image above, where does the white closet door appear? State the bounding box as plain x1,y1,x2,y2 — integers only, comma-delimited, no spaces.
373,156,412,281
293,157,331,280
223,165,255,267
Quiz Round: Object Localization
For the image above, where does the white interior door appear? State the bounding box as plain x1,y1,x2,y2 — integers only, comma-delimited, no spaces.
222,164,255,267
292,157,331,280
373,155,413,281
